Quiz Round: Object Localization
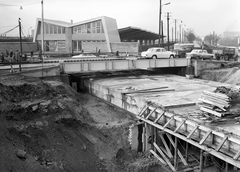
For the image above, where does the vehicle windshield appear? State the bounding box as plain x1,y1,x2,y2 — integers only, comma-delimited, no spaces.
147,48,155,52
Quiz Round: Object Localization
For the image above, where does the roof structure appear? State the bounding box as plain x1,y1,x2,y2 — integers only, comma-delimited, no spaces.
118,26,162,41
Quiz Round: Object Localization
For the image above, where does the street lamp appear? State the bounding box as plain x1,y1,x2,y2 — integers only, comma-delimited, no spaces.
159,1,170,47
0,4,23,9
18,18,22,71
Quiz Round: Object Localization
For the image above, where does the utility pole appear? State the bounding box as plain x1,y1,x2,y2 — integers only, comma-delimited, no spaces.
167,12,170,50
179,24,182,43
175,19,177,42
158,0,162,47
172,27,173,43
18,18,22,71
161,21,164,47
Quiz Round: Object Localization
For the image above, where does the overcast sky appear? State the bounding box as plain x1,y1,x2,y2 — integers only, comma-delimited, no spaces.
0,0,239,38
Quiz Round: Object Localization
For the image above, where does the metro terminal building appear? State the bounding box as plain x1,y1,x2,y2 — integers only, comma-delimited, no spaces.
33,16,161,54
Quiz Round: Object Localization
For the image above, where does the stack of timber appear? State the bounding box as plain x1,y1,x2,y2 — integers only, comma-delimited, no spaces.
198,90,230,117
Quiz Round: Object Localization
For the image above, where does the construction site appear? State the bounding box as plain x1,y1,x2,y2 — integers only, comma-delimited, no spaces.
1,59,240,172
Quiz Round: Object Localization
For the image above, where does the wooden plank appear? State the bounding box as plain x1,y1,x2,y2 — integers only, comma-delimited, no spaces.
159,134,173,158
153,142,176,172
202,91,229,100
150,149,167,165
174,136,179,169
154,111,165,123
216,136,228,152
233,149,240,160
138,105,149,117
145,107,157,119
187,125,199,139
163,102,196,109
198,98,227,110
199,150,204,172
123,86,169,94
174,119,186,133
199,130,212,145
200,107,223,117
163,116,174,129
166,134,188,166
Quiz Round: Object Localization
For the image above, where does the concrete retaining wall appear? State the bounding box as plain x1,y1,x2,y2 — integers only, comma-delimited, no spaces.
192,60,228,76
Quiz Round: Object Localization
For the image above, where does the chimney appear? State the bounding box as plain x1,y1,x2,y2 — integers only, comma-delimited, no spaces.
71,20,73,24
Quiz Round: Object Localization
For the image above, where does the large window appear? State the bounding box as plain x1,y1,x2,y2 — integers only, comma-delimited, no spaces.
43,22,66,34
73,40,82,52
72,20,104,34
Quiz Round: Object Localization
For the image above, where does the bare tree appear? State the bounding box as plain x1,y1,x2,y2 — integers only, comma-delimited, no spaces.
185,29,196,43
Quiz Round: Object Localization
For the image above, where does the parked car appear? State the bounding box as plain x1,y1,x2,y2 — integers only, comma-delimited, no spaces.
186,49,214,60
71,53,97,58
141,47,175,59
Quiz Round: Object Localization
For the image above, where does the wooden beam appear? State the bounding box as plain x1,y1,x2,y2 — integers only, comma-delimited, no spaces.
150,149,167,165
153,142,176,172
174,136,179,169
160,134,173,158
154,111,165,123
199,149,204,172
199,130,212,145
174,119,186,133
163,116,174,129
138,105,149,117
166,133,188,166
145,107,157,119
187,125,199,139
233,149,240,160
200,107,223,117
216,136,228,152
185,142,189,163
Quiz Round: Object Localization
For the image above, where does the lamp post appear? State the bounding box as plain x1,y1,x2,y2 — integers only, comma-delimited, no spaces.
159,1,170,47
18,18,22,71
28,27,32,37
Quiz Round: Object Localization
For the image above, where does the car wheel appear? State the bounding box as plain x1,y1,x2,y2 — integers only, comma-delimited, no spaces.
170,55,174,58
152,55,157,59
209,56,213,60
196,56,200,60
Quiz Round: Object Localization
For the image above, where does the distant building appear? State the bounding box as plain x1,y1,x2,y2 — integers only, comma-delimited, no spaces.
33,16,162,54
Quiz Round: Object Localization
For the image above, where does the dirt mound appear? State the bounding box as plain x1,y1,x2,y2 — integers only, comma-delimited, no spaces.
0,75,158,172
200,67,240,85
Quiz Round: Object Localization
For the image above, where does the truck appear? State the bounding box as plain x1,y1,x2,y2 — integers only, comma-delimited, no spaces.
173,43,194,58
212,46,239,61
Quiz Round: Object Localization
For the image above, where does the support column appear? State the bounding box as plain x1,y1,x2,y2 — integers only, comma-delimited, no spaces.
199,149,204,172
174,136,179,169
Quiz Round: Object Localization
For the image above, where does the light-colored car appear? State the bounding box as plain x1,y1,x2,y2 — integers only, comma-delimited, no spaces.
186,49,214,60
141,47,175,59
71,53,97,58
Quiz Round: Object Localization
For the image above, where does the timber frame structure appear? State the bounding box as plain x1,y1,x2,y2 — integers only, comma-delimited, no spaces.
137,104,240,172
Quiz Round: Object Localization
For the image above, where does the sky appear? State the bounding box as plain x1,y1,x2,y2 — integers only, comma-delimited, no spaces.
0,0,239,38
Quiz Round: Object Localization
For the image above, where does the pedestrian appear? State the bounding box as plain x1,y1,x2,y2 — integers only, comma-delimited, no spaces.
30,51,33,57
5,49,9,57
10,50,13,57
0,52,4,63
14,50,20,62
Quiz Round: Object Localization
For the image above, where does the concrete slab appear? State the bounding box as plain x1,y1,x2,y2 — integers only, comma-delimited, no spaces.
85,74,240,137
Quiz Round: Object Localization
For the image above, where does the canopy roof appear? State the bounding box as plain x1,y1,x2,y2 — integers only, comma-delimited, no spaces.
118,26,163,41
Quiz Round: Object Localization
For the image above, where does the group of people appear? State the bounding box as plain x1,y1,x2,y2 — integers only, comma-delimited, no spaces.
1,49,21,63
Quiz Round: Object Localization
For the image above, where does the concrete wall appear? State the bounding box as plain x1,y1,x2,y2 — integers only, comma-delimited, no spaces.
111,42,139,54
82,42,108,53
192,60,228,76
0,42,38,54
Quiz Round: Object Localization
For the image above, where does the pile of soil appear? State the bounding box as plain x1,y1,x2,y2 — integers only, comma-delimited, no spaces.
200,64,240,85
0,75,159,172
